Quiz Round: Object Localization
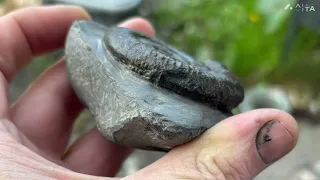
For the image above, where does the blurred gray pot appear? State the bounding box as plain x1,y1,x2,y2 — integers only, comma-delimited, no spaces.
43,0,157,59
43,0,143,26
239,85,293,113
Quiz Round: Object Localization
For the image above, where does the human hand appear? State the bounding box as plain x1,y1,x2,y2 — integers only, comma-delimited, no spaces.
0,5,298,180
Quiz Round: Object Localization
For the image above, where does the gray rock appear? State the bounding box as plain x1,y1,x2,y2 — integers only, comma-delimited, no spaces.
65,20,244,151
105,27,244,112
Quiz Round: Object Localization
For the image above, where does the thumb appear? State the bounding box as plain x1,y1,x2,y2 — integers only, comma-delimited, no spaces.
123,108,299,180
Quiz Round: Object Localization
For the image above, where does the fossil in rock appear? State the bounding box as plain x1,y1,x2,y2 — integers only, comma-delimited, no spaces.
65,20,244,151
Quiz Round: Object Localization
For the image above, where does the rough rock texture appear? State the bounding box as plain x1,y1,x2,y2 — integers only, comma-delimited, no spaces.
65,20,244,151
105,27,244,112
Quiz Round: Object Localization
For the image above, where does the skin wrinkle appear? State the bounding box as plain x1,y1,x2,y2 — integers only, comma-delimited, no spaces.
0,140,73,180
180,155,206,179
10,12,33,54
138,151,204,180
195,149,227,180
0,144,46,176
224,156,248,180
0,51,15,84
221,157,238,180
0,15,32,82
193,128,253,180
242,156,252,180
0,120,25,144
232,124,265,177
240,140,255,177
195,156,217,180
0,119,67,167
0,73,8,117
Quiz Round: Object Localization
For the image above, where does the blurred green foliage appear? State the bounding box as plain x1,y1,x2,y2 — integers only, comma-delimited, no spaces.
150,0,320,86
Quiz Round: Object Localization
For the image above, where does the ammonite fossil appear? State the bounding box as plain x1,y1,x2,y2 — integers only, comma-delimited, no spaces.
65,20,244,151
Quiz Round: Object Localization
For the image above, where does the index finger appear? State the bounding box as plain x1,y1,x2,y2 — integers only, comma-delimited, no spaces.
0,5,91,82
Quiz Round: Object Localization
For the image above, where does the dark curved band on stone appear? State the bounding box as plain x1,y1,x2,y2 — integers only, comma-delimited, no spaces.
65,20,244,151
104,27,244,112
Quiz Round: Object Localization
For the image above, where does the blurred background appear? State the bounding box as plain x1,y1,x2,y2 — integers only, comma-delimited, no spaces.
1,0,320,179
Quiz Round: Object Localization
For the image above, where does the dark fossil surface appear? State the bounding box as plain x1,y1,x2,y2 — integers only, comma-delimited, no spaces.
65,20,244,151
